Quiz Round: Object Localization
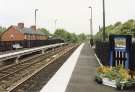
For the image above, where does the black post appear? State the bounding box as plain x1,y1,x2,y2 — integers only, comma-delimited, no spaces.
99,25,101,32
103,0,106,41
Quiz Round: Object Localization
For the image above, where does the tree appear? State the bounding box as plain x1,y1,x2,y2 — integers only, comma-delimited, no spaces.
54,28,69,41
78,33,87,42
69,33,79,43
114,22,122,27
0,27,6,33
94,19,135,41
121,19,135,31
39,28,50,35
54,29,87,43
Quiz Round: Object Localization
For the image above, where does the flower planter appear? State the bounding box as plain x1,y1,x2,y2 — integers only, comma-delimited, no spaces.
95,66,135,90
95,74,135,90
102,78,116,88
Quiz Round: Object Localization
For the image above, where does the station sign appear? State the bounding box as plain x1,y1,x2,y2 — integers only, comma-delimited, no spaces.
109,35,132,69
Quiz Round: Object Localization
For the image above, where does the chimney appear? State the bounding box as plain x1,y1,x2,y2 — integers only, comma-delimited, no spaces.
18,23,24,29
31,25,36,31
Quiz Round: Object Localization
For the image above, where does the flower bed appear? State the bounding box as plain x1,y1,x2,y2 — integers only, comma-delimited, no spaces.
95,66,135,90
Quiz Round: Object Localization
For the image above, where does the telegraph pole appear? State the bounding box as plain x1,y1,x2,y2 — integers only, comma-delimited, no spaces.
55,19,58,31
103,0,106,41
99,25,101,32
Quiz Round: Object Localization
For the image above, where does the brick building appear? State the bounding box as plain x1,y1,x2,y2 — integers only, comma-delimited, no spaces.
0,23,48,41
0,23,48,50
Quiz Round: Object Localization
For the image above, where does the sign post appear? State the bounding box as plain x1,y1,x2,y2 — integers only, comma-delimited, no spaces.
109,35,132,69
95,35,135,90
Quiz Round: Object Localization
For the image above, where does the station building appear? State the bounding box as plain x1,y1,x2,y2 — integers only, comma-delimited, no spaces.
0,23,48,41
0,23,49,50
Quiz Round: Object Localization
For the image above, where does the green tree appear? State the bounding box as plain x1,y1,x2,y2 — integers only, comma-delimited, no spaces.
122,19,135,30
94,19,135,41
54,29,87,43
78,33,87,42
54,28,69,41
114,22,122,27
0,27,6,33
39,28,50,35
69,33,79,43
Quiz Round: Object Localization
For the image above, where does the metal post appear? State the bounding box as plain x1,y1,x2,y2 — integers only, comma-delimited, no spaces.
89,19,91,44
99,25,101,31
35,9,38,27
55,19,57,31
103,0,106,41
89,6,93,39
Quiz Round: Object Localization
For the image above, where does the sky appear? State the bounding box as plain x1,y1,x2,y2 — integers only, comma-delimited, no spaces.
0,0,135,34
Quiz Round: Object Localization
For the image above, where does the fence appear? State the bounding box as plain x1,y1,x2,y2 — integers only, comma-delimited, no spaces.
95,41,135,70
0,39,64,52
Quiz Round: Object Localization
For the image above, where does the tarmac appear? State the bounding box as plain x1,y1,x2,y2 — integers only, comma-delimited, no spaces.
40,43,135,92
65,43,135,92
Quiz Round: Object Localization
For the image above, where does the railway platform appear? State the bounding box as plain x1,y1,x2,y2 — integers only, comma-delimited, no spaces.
0,43,64,62
40,43,135,92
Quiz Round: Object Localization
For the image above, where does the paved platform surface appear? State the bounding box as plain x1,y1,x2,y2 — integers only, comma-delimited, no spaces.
65,43,135,92
40,44,84,92
40,43,135,92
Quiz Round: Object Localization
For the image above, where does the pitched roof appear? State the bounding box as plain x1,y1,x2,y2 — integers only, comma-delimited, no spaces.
15,27,46,36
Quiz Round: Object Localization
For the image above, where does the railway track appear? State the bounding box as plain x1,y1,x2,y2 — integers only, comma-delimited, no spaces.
0,44,78,92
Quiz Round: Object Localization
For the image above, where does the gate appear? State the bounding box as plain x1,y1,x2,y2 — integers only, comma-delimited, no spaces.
109,35,132,69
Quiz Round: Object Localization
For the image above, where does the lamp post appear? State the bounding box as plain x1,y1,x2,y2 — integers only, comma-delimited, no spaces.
99,25,101,32
88,6,93,39
55,19,58,31
35,9,38,27
103,0,106,41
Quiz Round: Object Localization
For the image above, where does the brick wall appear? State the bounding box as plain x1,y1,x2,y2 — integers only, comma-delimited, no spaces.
1,26,24,41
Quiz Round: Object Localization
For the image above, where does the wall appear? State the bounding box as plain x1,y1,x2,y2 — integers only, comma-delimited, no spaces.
1,26,24,41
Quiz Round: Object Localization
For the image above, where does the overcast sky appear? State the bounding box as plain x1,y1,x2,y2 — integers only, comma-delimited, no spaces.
0,0,135,34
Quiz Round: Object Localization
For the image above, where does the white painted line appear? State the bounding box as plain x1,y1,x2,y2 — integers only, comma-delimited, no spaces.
40,43,84,92
94,54,103,66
